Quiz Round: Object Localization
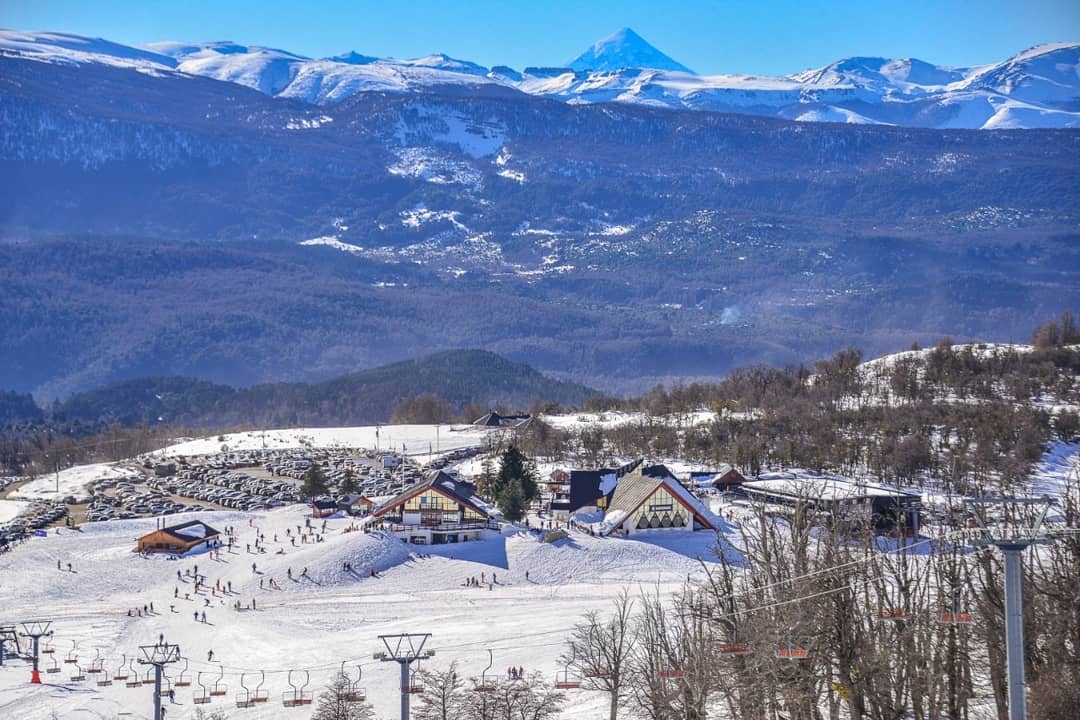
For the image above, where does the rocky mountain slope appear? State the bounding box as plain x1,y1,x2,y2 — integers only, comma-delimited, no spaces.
2,29,1078,128
0,30,1078,399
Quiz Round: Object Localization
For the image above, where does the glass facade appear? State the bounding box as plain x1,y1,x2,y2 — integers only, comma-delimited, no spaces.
386,489,487,524
632,486,689,529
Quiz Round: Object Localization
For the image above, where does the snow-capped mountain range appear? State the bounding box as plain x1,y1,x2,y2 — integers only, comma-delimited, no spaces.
2,27,1078,129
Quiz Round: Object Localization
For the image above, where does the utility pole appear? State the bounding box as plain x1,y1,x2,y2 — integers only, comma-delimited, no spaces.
374,633,434,720
139,639,180,720
18,620,52,683
965,496,1056,720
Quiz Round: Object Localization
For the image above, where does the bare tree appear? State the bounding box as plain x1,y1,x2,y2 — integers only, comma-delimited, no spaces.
311,671,375,720
414,661,466,720
564,589,637,720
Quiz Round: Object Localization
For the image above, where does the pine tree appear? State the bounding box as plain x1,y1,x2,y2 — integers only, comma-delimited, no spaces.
498,476,527,521
493,445,538,505
300,461,328,500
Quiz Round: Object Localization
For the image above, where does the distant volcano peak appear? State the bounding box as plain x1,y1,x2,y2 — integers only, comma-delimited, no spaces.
568,27,695,74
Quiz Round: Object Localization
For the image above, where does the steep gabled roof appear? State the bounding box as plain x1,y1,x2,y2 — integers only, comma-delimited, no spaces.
605,466,716,531
373,470,490,519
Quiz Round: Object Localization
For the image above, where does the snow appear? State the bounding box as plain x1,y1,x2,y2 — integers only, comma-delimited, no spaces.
298,235,366,255
568,27,696,74
161,425,491,462
1028,441,1080,497
0,503,730,719
747,469,919,500
172,522,213,539
8,463,135,503
3,30,1078,128
0,499,29,523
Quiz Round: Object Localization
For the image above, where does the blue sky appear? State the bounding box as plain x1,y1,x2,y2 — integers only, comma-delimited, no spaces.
2,0,1077,74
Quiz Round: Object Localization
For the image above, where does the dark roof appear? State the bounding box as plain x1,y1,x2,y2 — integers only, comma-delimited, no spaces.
373,470,489,519
472,411,531,428
563,458,642,512
145,520,221,544
312,498,338,510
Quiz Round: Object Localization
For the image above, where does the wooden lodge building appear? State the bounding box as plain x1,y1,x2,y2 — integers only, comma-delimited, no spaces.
602,464,718,536
136,520,221,555
548,459,643,521
370,470,496,545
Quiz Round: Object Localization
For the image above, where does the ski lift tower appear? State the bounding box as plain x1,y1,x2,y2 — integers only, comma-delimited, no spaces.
374,633,433,720
18,620,52,683
964,495,1057,720
139,640,180,720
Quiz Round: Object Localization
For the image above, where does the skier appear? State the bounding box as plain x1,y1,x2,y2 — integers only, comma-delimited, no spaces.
201,611,207,623
208,650,214,662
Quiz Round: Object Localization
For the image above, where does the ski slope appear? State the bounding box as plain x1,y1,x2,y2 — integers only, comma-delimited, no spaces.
0,504,730,719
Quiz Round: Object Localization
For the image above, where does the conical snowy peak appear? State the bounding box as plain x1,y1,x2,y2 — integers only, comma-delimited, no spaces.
568,27,695,74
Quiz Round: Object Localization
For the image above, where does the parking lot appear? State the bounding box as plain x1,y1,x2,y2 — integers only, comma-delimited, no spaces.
1,443,486,544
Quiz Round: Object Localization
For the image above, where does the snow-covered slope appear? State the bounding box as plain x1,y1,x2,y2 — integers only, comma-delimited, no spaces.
2,29,1078,128
0,502,728,719
567,27,695,74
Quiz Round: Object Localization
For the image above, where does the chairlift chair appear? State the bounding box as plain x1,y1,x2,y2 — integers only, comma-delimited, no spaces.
113,654,129,682
776,607,809,661
713,616,752,655
403,665,425,694
125,658,143,687
282,669,313,707
209,664,228,696
938,611,974,624
70,661,86,682
193,671,212,705
174,657,192,687
252,669,269,703
876,607,908,622
94,651,112,686
45,654,61,675
40,638,54,655
583,666,610,678
158,674,174,698
473,649,498,693
236,671,255,708
938,588,974,625
341,664,366,702
64,640,78,664
660,668,684,679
